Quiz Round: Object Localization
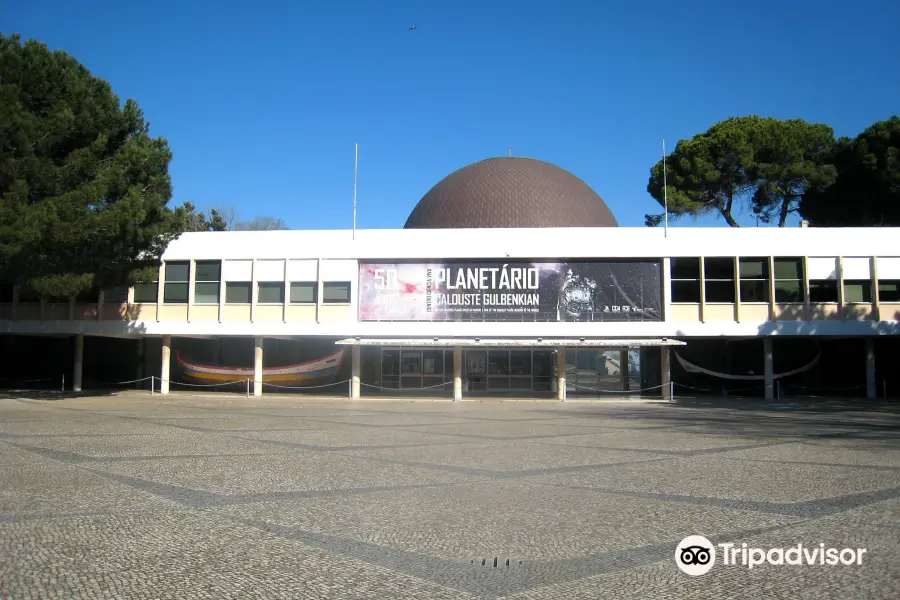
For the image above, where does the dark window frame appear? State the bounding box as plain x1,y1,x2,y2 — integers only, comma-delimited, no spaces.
0,283,14,303
670,258,701,303
322,281,351,304
225,281,252,304
809,279,839,303
704,257,736,303
878,280,900,302
257,281,285,305
843,280,873,304
289,281,318,304
133,282,159,304
773,258,804,303
738,257,770,303
163,261,190,304
193,260,221,305
101,287,128,303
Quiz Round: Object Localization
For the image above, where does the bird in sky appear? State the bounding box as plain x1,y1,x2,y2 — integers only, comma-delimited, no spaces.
409,25,417,31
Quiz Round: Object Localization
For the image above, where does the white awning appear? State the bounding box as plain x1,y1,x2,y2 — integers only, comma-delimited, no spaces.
335,338,686,348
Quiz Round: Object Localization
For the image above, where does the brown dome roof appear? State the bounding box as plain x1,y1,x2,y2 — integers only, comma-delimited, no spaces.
404,157,618,229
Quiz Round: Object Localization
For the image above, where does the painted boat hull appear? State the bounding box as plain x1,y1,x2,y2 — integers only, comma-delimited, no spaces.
176,349,346,384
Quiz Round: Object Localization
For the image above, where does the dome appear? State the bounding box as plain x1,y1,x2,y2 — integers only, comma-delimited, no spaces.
404,157,618,229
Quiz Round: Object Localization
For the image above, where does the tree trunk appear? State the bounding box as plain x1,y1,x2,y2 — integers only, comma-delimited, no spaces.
777,188,792,227
720,189,740,227
720,210,741,227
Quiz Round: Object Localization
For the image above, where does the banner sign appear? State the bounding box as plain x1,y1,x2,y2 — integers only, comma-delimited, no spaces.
358,261,662,322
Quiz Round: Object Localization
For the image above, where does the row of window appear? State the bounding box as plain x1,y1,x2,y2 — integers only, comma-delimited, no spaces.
133,280,351,305
128,260,353,305
671,257,900,304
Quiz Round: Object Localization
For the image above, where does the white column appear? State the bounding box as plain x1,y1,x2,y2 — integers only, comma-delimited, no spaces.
160,335,171,394
865,338,876,400
661,257,672,321
453,347,462,401
764,338,774,400
73,334,84,392
253,336,263,397
661,347,671,399
351,345,361,399
557,347,567,401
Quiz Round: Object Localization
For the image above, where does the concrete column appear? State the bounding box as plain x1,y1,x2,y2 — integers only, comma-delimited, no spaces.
253,336,263,397
764,338,774,400
871,257,880,321
557,347,567,401
351,345,361,399
453,347,462,401
160,335,171,394
661,347,671,399
698,256,706,323
73,334,84,392
620,349,629,392
865,338,876,400
733,256,742,322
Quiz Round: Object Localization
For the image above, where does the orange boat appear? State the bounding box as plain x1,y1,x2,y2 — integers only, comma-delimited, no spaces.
176,349,346,384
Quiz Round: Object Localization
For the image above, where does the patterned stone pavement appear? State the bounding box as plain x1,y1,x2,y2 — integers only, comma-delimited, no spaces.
0,393,898,599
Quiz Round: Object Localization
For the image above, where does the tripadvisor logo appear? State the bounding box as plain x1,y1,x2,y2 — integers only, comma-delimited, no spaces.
675,535,867,575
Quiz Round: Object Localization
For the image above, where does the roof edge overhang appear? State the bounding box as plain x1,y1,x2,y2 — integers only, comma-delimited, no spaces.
335,338,686,347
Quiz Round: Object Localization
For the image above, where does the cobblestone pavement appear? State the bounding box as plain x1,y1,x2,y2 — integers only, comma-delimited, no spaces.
1,393,899,599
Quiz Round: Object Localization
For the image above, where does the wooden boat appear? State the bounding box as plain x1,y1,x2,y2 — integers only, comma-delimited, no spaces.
176,348,346,383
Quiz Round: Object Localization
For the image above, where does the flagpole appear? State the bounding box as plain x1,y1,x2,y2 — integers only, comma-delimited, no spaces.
353,143,358,240
662,139,669,239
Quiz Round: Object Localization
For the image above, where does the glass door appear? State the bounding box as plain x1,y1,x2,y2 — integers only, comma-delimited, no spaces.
400,351,422,390
488,350,510,391
381,350,400,391
597,350,622,391
509,350,532,391
421,350,445,392
532,351,554,391
465,350,487,392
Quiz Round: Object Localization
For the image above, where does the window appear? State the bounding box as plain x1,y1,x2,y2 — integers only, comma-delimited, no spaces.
773,257,804,303
225,282,251,304
488,350,510,375
257,282,285,304
133,282,159,303
290,282,317,304
102,287,128,303
739,257,769,303
194,260,221,304
809,280,838,303
704,257,735,303
510,351,532,376
844,280,872,303
18,289,40,302
879,281,900,302
163,261,189,304
422,350,444,375
323,281,351,304
670,258,701,303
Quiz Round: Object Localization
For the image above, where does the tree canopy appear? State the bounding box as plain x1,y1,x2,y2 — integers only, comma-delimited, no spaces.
0,34,200,298
798,116,900,227
210,204,290,231
647,116,837,227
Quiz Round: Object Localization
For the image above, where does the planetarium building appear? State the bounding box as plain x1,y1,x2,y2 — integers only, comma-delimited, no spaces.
2,157,899,400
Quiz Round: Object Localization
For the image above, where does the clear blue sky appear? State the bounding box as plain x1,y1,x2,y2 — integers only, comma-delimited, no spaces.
5,0,899,229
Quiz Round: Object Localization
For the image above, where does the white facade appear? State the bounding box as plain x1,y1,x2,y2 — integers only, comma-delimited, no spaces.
2,226,899,340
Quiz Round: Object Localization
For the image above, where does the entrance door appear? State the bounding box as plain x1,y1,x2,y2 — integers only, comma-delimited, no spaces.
465,350,487,392
400,351,422,390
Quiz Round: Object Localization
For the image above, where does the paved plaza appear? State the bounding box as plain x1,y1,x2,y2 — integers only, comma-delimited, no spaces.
1,392,898,599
